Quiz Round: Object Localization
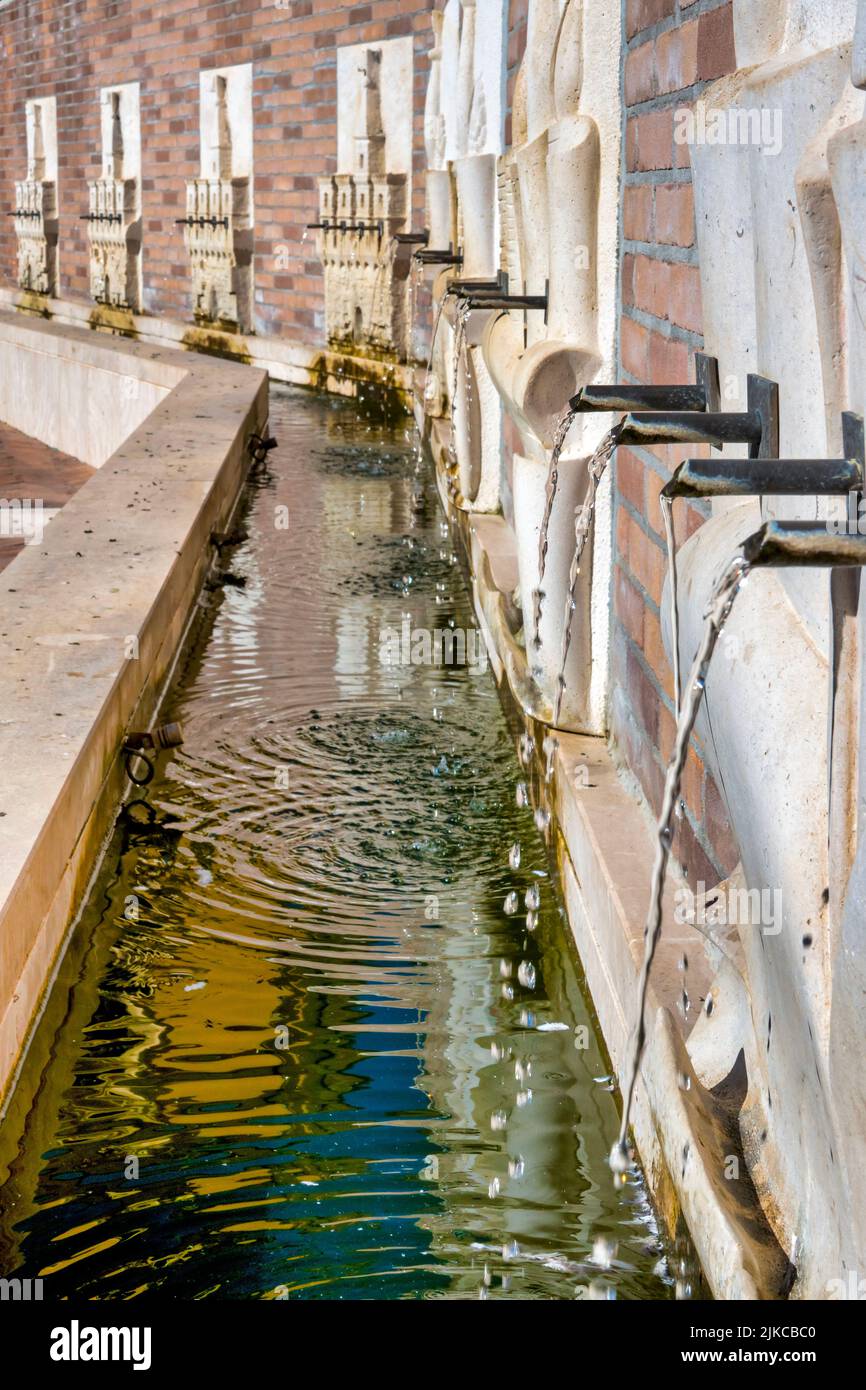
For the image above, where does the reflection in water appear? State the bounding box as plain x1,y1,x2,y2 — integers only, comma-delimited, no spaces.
0,388,671,1300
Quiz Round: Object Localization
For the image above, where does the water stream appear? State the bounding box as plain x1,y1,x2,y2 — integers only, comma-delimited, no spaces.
611,554,751,1172
551,427,621,725
660,496,681,720
532,407,578,648
448,304,471,483
0,387,670,1301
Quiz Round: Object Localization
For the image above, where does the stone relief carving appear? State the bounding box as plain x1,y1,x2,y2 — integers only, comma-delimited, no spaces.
86,88,142,312
316,45,410,357
184,70,254,333
15,100,58,297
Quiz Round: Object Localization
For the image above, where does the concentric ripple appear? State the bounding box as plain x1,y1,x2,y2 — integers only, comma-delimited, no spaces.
0,387,672,1301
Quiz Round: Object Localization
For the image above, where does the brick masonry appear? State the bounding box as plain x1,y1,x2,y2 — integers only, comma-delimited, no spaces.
616,0,740,886
0,0,434,342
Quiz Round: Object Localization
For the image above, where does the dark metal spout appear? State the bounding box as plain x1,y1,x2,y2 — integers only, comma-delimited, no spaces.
394,230,429,245
457,284,548,325
570,354,720,416
743,521,866,568
446,271,509,294
662,457,864,501
413,248,463,266
620,409,761,447
618,375,779,460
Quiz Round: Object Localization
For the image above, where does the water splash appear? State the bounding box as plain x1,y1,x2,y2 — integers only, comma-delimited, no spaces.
533,407,579,647
660,495,681,720
448,301,471,483
551,426,621,725
610,554,752,1175
423,290,451,409
407,253,422,360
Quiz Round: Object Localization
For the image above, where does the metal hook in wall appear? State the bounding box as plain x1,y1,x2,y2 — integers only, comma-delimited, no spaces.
122,723,184,785
247,433,278,470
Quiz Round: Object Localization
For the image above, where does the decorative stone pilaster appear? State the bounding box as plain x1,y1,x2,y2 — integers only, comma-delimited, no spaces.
184,67,254,334
183,177,253,332
315,45,410,359
14,100,58,298
14,179,58,296
86,88,142,311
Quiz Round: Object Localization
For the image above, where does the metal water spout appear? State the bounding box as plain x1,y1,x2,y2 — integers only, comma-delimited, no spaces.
414,247,464,267
743,518,866,567
616,374,779,460
456,282,548,325
570,353,721,416
393,231,429,247
447,271,509,293
663,456,863,501
663,409,865,505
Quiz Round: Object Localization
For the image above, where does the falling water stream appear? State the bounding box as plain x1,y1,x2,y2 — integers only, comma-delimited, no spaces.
0,387,670,1301
611,554,751,1172
448,304,471,482
532,407,578,647
551,427,621,725
660,496,681,719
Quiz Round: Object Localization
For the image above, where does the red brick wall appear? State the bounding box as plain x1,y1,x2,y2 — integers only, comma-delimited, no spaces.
505,0,529,148
613,0,739,886
0,0,434,342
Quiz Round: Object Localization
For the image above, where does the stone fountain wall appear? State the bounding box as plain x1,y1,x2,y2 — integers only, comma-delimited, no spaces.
416,0,866,1298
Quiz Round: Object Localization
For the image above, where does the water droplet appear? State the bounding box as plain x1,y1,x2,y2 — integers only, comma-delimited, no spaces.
508,843,521,870
588,1280,615,1300
503,892,519,916
526,910,539,932
516,1089,533,1107
609,1140,631,1175
678,1072,692,1092
525,884,541,911
534,807,550,831
499,958,512,978
591,1237,617,1269
488,1176,500,1199
508,1156,525,1179
515,781,529,808
517,961,536,990
491,1110,507,1132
